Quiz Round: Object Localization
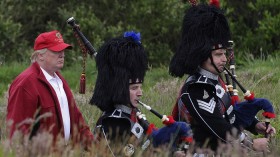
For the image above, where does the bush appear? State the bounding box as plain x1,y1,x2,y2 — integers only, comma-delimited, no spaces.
0,0,187,67
225,0,280,61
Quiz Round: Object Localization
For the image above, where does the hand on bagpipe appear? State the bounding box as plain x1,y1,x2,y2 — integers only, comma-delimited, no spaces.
187,0,276,139
224,40,276,138
136,101,193,152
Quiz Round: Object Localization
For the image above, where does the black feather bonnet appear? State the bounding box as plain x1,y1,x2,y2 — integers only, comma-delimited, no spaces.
169,4,231,77
90,31,148,112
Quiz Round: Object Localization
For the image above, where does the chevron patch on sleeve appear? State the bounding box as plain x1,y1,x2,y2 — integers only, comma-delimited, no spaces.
197,98,216,113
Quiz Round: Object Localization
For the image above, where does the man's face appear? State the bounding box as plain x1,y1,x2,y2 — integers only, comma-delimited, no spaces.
129,83,143,107
40,49,65,75
202,49,227,74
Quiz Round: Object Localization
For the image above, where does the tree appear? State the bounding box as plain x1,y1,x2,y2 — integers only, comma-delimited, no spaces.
0,0,278,66
224,0,280,59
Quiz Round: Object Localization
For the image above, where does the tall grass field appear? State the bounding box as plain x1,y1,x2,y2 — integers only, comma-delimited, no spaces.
0,56,279,156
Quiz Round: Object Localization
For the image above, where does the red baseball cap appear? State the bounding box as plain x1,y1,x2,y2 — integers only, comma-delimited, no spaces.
33,30,72,52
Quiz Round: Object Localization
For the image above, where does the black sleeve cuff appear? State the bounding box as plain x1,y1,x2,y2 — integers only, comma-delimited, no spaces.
245,118,259,135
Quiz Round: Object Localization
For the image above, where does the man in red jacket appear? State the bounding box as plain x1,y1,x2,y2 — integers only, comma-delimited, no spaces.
6,30,93,147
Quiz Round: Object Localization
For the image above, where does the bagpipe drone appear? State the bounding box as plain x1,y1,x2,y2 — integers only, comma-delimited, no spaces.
67,17,193,151
181,0,276,138
224,40,276,137
66,17,97,94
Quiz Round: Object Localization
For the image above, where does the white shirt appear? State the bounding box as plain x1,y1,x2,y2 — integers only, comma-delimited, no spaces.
40,67,71,142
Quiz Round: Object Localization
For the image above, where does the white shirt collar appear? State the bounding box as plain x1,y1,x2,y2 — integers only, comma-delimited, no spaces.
198,67,219,80
114,104,132,114
40,67,59,81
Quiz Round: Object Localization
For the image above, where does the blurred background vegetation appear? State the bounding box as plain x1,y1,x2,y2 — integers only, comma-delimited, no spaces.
0,0,279,67
0,0,280,155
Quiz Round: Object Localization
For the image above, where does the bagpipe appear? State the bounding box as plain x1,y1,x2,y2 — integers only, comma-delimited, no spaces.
135,100,193,152
224,40,276,137
187,0,276,139
67,17,193,153
66,17,97,94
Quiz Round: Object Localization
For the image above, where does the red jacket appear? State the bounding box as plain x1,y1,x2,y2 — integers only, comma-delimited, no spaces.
7,62,93,145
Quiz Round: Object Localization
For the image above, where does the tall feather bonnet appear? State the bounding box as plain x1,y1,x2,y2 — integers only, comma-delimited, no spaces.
169,3,231,77
90,31,148,112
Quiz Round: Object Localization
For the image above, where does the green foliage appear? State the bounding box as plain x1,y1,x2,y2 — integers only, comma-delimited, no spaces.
0,0,279,67
0,13,30,63
1,1,280,154
0,0,187,66
0,62,29,97
225,0,280,61
61,59,97,92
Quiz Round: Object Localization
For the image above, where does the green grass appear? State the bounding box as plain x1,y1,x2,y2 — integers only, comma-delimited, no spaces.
0,56,280,156
0,62,29,97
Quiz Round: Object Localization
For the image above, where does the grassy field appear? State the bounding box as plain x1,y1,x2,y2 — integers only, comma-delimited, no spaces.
0,55,280,156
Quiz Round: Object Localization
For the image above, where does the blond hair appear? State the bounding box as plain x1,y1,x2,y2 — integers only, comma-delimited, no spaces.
30,48,47,63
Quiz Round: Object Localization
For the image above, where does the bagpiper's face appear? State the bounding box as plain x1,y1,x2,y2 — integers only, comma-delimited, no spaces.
202,49,227,74
129,83,143,107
